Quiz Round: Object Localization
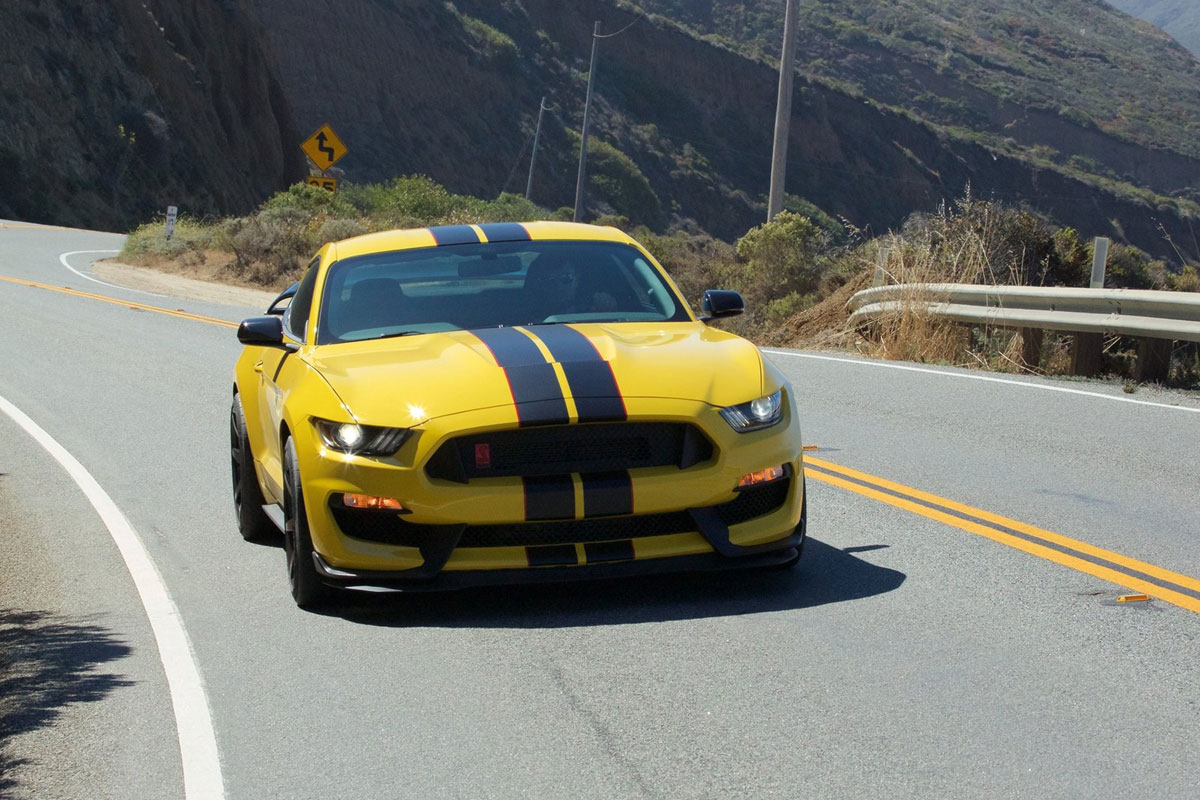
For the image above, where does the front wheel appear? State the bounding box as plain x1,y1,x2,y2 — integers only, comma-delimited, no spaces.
282,438,331,609
231,395,276,543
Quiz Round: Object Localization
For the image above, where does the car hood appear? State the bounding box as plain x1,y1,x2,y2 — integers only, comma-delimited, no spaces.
307,323,764,425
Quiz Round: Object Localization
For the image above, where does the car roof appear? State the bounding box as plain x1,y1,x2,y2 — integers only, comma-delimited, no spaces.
328,221,638,262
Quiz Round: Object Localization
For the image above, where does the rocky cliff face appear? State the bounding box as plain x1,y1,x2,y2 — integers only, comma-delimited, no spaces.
249,0,1198,261
0,0,304,230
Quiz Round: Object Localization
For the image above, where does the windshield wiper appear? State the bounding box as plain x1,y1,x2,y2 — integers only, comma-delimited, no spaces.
371,331,425,340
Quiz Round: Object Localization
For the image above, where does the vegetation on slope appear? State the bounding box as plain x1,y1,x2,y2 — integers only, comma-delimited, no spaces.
631,0,1200,165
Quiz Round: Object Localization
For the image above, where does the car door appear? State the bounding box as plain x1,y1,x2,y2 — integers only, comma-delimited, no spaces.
255,257,319,494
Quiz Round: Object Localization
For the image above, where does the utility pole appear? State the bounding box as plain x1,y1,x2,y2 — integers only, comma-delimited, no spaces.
574,21,602,222
526,97,549,200
768,0,799,221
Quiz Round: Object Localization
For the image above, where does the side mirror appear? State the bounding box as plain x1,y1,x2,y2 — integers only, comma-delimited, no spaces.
237,315,290,348
266,282,298,315
700,289,745,322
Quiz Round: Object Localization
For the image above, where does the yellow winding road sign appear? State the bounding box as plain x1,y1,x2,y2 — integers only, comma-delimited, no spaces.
301,124,347,171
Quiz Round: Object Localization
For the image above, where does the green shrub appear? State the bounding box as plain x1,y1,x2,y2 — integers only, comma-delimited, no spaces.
260,182,356,219
457,14,520,68
225,216,312,284
478,192,545,222
764,291,817,328
1173,265,1200,292
735,211,830,297
570,133,663,227
343,175,462,221
1104,243,1155,289
120,215,227,260
316,218,367,246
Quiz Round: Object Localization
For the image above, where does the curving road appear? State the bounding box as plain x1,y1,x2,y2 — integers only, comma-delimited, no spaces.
2,222,1198,799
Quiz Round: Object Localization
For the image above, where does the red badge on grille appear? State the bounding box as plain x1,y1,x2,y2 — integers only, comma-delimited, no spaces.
475,443,491,468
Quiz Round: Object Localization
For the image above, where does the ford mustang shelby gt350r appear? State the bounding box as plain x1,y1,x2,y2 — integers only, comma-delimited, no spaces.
231,222,805,607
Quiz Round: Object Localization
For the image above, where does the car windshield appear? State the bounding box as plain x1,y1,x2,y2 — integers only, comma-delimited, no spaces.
316,240,691,344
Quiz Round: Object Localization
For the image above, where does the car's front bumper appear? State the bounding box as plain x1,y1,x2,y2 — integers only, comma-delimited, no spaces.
310,534,803,592
291,393,805,582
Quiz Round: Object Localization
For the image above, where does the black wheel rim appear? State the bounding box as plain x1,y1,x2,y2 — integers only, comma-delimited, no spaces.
231,409,244,517
283,459,298,584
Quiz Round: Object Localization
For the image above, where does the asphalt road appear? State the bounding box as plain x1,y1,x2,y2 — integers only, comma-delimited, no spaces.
1,222,1198,799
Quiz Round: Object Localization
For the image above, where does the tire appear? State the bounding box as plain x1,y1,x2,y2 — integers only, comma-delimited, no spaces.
231,395,277,544
282,437,331,609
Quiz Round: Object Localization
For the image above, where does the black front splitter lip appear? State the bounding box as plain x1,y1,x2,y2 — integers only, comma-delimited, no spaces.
311,535,801,594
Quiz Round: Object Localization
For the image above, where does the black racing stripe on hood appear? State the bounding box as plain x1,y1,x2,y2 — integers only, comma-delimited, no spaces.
528,325,627,423
471,327,569,427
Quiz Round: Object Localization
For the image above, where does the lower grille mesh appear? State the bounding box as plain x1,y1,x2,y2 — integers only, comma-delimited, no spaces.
331,477,791,548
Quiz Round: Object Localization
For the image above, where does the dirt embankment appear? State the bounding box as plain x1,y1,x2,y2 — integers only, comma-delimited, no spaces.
95,256,275,309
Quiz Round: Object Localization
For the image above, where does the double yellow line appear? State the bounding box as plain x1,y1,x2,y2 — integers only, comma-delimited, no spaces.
805,455,1200,614
0,274,238,328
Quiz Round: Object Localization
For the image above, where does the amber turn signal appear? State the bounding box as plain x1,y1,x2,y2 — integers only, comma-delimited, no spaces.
342,493,404,511
737,465,787,489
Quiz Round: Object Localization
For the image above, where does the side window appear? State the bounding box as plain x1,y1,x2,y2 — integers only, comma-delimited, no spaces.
284,258,320,340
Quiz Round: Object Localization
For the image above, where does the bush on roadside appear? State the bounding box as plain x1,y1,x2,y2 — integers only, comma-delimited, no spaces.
122,214,229,260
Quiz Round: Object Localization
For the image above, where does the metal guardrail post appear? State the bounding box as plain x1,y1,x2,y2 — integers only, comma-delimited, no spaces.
1134,339,1171,382
1071,333,1103,377
1019,328,1043,369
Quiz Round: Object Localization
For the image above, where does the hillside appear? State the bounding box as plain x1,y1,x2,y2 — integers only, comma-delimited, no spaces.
1109,1,1200,57
634,0,1200,173
4,0,1199,265
0,0,304,229
248,0,1200,262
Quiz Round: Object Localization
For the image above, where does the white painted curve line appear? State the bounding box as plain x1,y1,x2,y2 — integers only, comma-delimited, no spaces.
764,350,1200,414
59,250,166,297
0,394,225,800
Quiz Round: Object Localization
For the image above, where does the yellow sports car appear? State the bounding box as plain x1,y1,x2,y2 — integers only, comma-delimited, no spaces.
231,222,805,608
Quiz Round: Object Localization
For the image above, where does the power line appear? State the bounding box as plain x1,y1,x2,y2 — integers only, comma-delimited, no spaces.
595,14,643,38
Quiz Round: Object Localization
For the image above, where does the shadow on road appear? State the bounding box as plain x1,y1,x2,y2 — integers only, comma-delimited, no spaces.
328,538,905,629
0,609,133,796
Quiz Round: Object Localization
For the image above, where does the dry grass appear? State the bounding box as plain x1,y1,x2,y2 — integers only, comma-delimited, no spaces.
837,194,1095,372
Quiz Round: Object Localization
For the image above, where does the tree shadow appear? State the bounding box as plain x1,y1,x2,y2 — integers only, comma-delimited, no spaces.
0,609,134,796
326,537,905,629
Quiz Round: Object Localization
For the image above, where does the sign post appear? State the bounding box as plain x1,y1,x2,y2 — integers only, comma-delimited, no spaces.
164,205,178,240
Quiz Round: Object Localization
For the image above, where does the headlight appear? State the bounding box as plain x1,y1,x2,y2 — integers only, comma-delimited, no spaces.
312,418,412,456
720,390,782,432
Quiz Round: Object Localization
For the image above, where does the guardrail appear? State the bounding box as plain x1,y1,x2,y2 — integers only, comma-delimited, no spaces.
847,284,1200,380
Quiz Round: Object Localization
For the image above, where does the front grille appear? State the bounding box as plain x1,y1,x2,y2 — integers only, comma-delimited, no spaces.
331,476,791,548
425,422,713,482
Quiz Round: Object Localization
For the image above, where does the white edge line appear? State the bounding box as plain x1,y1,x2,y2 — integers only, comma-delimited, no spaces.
0,394,225,800
59,250,167,298
764,350,1200,414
